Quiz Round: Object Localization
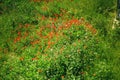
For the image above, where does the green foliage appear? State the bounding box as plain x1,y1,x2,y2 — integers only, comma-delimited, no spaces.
45,25,112,80
0,0,119,79
0,0,37,49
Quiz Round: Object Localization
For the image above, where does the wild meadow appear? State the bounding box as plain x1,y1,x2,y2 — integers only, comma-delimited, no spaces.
0,0,120,80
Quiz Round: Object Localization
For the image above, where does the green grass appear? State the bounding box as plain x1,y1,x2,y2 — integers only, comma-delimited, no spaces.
108,41,120,80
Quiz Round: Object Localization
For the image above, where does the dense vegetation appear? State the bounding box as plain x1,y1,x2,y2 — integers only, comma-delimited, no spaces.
0,0,120,79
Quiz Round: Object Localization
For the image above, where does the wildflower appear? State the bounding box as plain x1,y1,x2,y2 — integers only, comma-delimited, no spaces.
54,14,59,18
17,31,21,36
92,28,97,34
52,23,56,30
59,13,63,17
24,23,30,28
58,26,63,30
47,41,54,48
85,23,92,29
41,16,46,20
47,41,51,45
73,19,79,25
65,24,69,27
36,32,42,37
14,36,21,43
30,40,40,46
50,48,53,51
46,24,51,29
80,17,85,22
32,57,38,61
20,57,24,61
16,36,21,41
48,32,54,39
53,18,57,22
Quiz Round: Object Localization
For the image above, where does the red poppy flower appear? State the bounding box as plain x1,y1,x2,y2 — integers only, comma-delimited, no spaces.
17,31,21,36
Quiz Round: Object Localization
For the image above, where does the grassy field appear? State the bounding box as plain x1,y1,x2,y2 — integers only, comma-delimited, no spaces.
0,0,120,80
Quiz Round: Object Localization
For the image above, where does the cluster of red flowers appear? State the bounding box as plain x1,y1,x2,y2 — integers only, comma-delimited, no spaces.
36,17,97,53
15,15,96,61
58,17,97,34
14,24,30,43
30,39,40,46
14,31,21,43
32,57,39,61
85,22,97,34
